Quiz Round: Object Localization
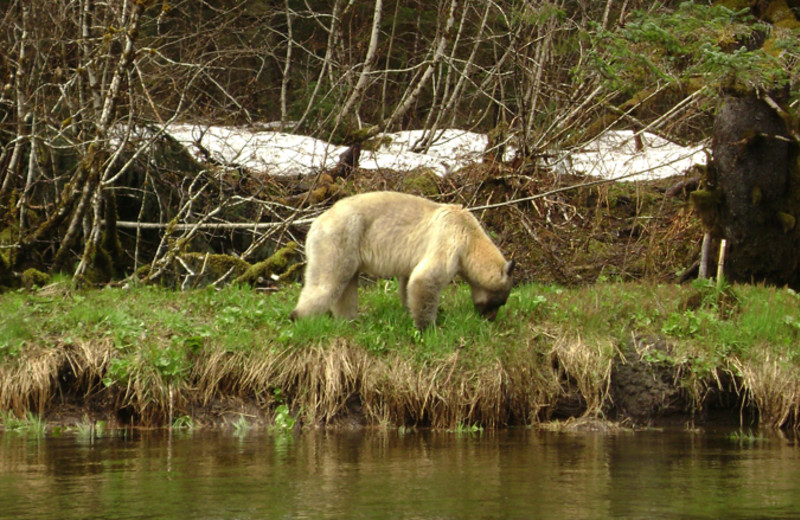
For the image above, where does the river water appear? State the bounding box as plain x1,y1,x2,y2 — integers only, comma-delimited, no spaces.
1,427,799,519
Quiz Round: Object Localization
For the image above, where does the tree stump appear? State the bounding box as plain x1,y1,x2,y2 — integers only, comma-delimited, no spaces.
711,96,799,288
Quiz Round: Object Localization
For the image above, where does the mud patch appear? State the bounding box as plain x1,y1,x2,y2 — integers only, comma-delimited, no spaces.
609,336,690,425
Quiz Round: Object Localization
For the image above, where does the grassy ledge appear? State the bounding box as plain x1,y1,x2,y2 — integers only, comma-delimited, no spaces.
1,278,799,431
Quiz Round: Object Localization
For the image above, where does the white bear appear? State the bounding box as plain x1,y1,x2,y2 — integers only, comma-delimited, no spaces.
290,191,514,330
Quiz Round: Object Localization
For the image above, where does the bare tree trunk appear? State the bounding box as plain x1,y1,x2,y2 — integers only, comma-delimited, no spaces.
294,0,343,131
280,0,294,124
1,2,29,201
1,0,708,285
331,0,383,138
73,0,146,280
428,1,491,135
358,0,458,142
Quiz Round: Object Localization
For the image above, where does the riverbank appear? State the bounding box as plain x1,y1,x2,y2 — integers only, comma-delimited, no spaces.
1,279,799,432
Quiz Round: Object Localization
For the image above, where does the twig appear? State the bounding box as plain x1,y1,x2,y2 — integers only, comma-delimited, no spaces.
112,218,316,230
762,94,800,143
468,150,703,212
716,239,727,287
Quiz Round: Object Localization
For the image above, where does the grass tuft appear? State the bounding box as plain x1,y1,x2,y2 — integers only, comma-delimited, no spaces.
1,411,46,436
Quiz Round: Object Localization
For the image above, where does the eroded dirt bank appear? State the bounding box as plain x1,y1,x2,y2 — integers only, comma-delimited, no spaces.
2,335,761,433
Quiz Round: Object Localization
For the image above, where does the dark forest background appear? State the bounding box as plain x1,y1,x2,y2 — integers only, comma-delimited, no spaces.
1,0,798,287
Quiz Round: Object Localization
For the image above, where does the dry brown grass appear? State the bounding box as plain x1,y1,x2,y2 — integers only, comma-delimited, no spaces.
3,304,798,431
188,340,565,430
549,334,616,417
0,330,684,429
0,339,114,416
732,351,800,429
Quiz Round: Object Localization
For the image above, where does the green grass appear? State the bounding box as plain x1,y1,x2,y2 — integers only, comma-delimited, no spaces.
1,278,799,429
1,411,46,436
0,278,796,366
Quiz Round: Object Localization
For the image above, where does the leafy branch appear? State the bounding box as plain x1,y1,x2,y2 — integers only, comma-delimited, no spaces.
583,3,800,104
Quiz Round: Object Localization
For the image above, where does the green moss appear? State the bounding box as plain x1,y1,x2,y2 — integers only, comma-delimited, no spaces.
0,224,12,244
763,0,794,24
347,125,379,143
777,211,796,233
712,0,754,13
135,263,152,280
0,250,14,288
277,262,303,283
182,252,250,279
400,169,440,197
139,252,254,288
751,185,763,205
690,188,722,230
20,268,50,289
87,245,114,285
361,135,393,152
234,242,298,286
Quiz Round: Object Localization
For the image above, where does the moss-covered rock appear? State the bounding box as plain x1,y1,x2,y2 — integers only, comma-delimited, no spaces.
400,169,440,197
20,268,50,289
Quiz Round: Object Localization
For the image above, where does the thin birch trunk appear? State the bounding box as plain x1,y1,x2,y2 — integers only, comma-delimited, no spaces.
73,0,145,280
1,2,29,200
331,0,383,137
426,0,491,142
360,0,458,141
280,0,294,124
295,0,343,131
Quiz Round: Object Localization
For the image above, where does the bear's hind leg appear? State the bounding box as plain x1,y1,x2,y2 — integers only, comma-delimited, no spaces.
331,274,359,319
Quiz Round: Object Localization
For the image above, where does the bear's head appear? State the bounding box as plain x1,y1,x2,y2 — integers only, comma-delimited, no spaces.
471,260,514,321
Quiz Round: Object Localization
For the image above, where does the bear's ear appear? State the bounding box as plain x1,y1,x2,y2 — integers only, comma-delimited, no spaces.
503,260,515,278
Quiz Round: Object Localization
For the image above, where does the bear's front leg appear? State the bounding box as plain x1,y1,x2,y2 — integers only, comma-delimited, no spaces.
406,261,447,330
398,276,409,310
331,274,359,319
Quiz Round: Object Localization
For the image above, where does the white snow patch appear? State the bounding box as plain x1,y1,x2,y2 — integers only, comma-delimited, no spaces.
163,124,705,182
363,129,493,176
563,130,707,182
166,124,347,176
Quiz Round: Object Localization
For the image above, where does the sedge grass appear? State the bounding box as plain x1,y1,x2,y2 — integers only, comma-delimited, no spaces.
0,279,799,430
1,411,46,436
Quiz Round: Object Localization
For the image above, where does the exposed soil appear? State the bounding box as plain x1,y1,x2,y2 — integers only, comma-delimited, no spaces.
33,365,753,432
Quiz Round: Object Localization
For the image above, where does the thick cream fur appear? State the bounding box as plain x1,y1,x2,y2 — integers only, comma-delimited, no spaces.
291,191,513,329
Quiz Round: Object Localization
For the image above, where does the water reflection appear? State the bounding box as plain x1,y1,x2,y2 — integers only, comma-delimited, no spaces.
1,428,799,519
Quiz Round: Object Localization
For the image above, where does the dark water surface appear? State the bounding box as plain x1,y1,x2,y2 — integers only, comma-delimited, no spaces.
1,427,799,519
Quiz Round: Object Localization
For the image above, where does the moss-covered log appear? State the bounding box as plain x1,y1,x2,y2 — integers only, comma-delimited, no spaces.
233,242,299,285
